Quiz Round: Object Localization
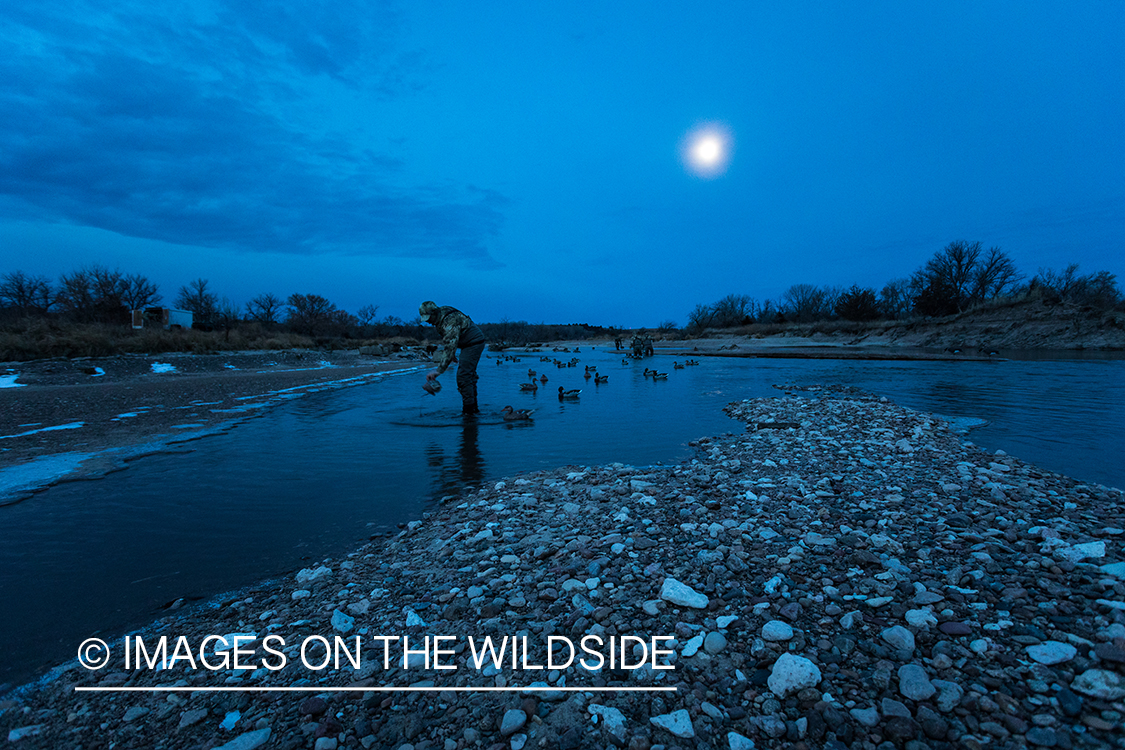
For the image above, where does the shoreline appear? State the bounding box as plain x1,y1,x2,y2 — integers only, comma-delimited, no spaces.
0,349,428,505
2,389,1122,749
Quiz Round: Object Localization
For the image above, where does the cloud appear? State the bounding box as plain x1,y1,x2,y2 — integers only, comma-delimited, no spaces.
0,0,505,266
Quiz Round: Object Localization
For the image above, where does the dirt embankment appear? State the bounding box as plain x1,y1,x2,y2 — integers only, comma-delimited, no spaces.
671,300,1125,355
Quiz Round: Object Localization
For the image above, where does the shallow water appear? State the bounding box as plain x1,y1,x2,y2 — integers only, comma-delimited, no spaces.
1,348,1122,689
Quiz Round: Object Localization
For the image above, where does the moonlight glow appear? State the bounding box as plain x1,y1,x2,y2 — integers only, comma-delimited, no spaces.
681,123,733,178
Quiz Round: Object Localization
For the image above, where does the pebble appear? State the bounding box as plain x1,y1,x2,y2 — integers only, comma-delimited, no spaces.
499,709,527,737
659,577,708,608
650,709,694,739
761,620,794,641
1027,641,1077,665
5,390,1123,750
767,653,822,698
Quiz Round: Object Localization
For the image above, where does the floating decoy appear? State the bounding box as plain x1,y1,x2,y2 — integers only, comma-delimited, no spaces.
528,369,536,378
500,406,534,421
673,362,685,369
519,381,538,391
651,371,668,380
594,374,608,384
558,386,581,400
539,374,548,383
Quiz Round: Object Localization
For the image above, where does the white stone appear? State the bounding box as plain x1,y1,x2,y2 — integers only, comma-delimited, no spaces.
295,566,331,583
761,620,794,641
682,634,704,658
215,729,272,750
650,709,695,739
660,578,708,609
1102,562,1125,578
331,610,355,633
1055,541,1105,563
1026,641,1077,665
1071,669,1125,700
716,615,739,629
500,709,527,737
728,731,756,750
404,607,427,627
589,704,627,743
880,625,915,653
767,653,822,698
905,609,937,628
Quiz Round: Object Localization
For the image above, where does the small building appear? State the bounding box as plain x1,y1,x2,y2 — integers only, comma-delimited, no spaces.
132,307,193,330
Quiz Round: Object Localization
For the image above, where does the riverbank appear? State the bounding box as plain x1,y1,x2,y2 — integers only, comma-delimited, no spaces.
2,389,1122,749
0,349,428,504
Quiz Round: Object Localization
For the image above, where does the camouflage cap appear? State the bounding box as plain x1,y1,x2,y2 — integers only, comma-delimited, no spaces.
419,300,439,322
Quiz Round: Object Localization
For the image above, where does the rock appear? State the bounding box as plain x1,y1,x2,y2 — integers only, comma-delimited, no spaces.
727,731,756,749
331,609,355,633
881,625,915,653
1070,669,1125,700
215,729,272,750
589,704,627,743
938,621,972,636
660,578,708,608
1054,541,1105,563
296,566,331,583
179,708,208,729
767,653,822,698
704,631,728,654
849,707,880,727
682,634,704,657
650,709,695,739
1026,641,1077,665
762,620,794,641
897,664,936,701
931,679,964,712
314,738,337,750
500,709,527,737
300,697,328,716
124,706,149,722
7,726,42,742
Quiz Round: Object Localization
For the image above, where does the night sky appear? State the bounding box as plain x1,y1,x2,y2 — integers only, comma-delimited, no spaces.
2,2,1122,327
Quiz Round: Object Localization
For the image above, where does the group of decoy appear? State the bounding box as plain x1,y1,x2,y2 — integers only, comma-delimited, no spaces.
642,367,669,380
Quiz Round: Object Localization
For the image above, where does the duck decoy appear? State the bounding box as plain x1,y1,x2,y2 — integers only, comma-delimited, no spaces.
594,374,608,384
673,362,685,369
651,371,668,380
519,381,538,391
500,406,534,421
539,374,548,383
558,386,581,400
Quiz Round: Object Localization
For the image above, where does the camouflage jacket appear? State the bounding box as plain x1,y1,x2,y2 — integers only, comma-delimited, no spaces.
430,306,486,375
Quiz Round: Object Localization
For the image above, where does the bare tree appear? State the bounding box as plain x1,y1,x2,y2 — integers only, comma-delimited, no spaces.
969,247,1022,303
711,294,756,327
176,278,218,328
686,303,716,332
0,271,52,315
286,293,339,336
246,293,283,325
782,284,829,322
1035,264,1122,308
356,304,380,326
56,265,129,322
879,278,913,320
121,274,162,310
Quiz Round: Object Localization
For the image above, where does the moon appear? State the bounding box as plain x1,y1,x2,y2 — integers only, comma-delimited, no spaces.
682,123,732,178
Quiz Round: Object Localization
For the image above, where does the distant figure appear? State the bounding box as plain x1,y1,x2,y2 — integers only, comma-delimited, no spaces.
614,337,622,351
644,335,654,356
420,301,487,415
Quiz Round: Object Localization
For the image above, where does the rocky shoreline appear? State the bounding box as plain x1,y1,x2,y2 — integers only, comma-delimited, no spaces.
2,387,1124,750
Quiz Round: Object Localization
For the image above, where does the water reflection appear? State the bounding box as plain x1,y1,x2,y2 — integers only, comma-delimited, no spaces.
426,416,487,502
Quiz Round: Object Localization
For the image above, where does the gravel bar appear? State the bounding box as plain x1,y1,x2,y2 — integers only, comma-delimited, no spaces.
2,385,1123,750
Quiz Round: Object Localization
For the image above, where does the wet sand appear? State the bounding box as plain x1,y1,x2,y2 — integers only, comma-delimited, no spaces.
0,350,427,503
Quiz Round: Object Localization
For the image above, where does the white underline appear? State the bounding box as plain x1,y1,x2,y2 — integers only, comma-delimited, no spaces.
75,686,677,693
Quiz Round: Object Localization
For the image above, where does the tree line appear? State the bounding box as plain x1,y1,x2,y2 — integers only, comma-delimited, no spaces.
686,241,1123,331
0,267,615,344
0,267,408,339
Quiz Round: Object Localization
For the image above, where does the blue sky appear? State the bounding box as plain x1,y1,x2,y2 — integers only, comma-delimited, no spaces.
1,1,1122,327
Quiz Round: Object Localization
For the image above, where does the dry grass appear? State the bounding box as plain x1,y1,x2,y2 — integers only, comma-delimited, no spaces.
0,319,396,361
